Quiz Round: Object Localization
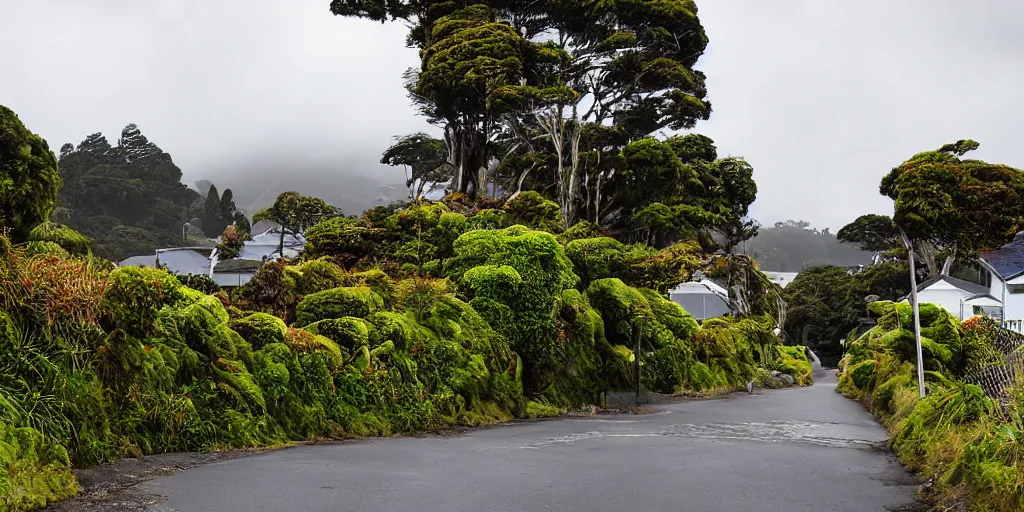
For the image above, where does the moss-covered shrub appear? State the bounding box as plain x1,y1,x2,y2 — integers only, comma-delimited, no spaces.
102,266,184,336
0,421,78,511
565,237,626,290
775,346,813,386
27,221,92,256
229,313,288,349
503,191,562,232
23,241,69,258
306,317,371,350
837,300,1024,510
294,286,384,326
293,259,349,295
284,328,343,370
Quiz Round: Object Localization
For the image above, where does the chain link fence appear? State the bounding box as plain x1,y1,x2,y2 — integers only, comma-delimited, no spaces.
965,325,1024,406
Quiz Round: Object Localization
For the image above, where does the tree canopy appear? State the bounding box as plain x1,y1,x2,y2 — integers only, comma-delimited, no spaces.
880,139,1024,258
0,105,61,242
837,214,901,253
330,0,713,223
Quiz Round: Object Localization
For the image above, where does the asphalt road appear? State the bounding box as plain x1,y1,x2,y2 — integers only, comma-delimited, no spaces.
138,373,922,512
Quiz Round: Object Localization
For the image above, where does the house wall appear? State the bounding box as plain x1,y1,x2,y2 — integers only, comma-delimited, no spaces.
1001,274,1024,321
670,293,732,321
917,287,973,321
213,272,255,288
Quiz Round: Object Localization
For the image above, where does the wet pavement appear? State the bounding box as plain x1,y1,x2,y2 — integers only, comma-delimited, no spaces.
119,373,921,512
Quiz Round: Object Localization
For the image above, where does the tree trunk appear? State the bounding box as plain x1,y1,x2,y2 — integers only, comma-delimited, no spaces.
902,230,927,398
940,246,956,276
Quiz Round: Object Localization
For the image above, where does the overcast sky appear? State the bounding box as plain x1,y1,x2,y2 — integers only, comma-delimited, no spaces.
2,1,1022,229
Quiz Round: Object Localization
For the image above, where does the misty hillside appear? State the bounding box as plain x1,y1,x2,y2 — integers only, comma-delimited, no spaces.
207,171,409,219
189,151,411,218
743,220,873,272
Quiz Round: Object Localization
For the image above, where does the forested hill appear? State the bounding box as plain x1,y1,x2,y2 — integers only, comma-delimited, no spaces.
743,220,873,272
57,125,244,261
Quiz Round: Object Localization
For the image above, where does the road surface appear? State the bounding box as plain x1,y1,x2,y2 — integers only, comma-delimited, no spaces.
133,374,920,512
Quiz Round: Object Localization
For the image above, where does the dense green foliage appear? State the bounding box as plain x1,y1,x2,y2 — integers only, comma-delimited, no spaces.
837,304,1024,510
0,191,814,509
836,214,901,253
0,106,61,242
782,263,910,366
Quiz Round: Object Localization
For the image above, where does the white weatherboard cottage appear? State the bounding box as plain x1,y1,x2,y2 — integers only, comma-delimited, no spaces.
909,276,997,321
978,233,1024,331
905,233,1024,332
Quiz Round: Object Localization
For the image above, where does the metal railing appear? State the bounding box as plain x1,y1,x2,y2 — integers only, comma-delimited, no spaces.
1002,319,1024,334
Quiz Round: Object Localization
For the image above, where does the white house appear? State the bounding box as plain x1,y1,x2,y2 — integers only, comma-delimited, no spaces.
209,227,306,287
897,234,1024,331
907,275,998,321
119,227,306,288
977,233,1024,330
669,278,734,321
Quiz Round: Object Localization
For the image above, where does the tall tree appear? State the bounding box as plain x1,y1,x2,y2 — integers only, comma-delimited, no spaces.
57,124,203,259
203,184,223,237
330,0,713,215
880,139,1024,397
380,132,454,198
0,105,61,242
253,192,340,255
837,214,901,253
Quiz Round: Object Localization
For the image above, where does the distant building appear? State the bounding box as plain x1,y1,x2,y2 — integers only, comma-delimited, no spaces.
209,227,305,287
117,226,305,288
156,247,214,275
762,271,799,289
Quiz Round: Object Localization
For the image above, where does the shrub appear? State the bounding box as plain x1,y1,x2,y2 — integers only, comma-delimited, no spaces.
284,328,343,370
503,191,563,232
23,241,69,258
294,286,383,326
0,421,78,511
102,266,184,336
775,346,813,386
229,313,288,350
305,317,370,350
294,259,348,295
27,221,92,256
175,273,221,294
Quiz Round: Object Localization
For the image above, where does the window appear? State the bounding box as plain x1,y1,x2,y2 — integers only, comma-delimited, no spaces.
973,305,1003,320
1008,284,1024,294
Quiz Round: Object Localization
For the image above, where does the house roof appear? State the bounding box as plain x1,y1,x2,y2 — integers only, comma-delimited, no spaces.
213,259,262,273
670,279,731,301
119,255,157,268
156,248,212,276
964,293,1002,307
980,232,1024,280
915,275,990,296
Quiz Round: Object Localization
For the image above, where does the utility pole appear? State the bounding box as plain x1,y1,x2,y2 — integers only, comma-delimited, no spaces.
902,231,926,398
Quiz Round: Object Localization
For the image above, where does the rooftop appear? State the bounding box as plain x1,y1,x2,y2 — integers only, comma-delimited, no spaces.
916,275,990,296
980,232,1024,280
